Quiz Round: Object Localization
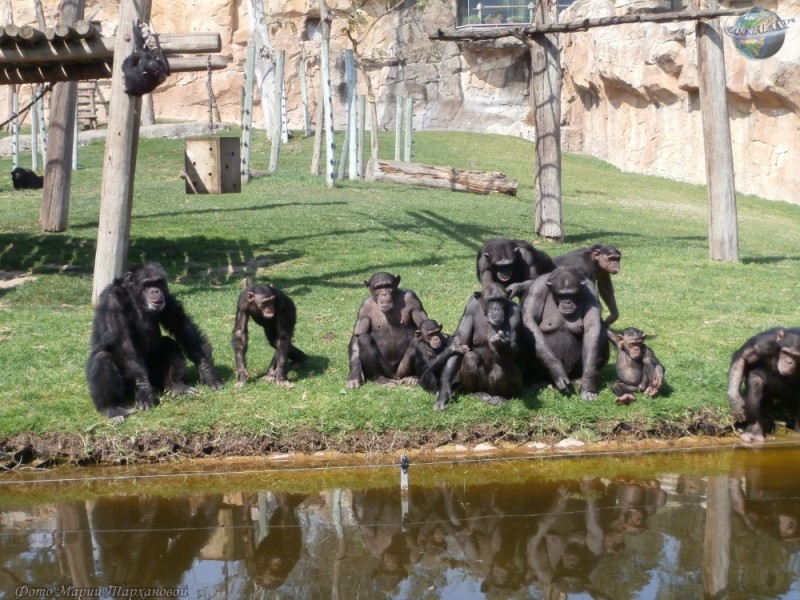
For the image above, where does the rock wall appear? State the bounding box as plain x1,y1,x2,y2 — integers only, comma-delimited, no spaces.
3,0,798,204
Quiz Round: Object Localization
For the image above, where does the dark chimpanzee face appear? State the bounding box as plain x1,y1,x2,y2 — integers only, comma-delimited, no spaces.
777,331,800,376
619,328,646,361
547,268,583,317
365,272,400,314
492,258,514,283
481,283,508,329
417,320,444,350
594,246,622,274
127,263,168,314
247,291,276,319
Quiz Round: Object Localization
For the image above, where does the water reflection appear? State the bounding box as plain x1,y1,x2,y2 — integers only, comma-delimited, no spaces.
3,446,800,599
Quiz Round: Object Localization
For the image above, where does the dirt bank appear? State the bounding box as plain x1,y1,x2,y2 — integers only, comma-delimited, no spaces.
0,412,739,469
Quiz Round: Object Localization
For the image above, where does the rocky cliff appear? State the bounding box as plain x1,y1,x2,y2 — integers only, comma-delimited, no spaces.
3,0,798,204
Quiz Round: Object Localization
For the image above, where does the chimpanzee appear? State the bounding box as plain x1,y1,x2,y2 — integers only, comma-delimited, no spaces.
727,327,800,443
554,244,621,326
607,327,665,405
435,283,524,410
86,262,223,423
413,319,468,394
121,20,170,96
346,272,428,388
521,267,608,401
232,284,307,388
476,238,555,298
11,167,44,190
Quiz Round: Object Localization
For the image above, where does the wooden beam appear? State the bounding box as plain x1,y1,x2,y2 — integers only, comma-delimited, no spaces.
0,32,221,66
430,6,752,41
92,0,153,304
366,159,518,196
0,55,226,84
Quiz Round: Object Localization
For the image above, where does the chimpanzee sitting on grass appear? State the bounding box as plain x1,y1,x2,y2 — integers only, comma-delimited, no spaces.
86,262,223,423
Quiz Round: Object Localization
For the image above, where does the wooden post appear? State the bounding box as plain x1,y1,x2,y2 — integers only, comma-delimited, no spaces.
72,101,78,169
37,91,47,166
40,0,84,233
337,117,349,180
357,94,366,178
320,0,336,188
241,36,256,184
394,96,404,161
703,477,731,597
31,93,40,172
310,96,323,175
299,55,311,137
403,97,413,162
141,93,155,126
10,87,19,168
529,0,563,241
91,0,152,304
345,49,358,180
697,0,739,262
269,50,285,174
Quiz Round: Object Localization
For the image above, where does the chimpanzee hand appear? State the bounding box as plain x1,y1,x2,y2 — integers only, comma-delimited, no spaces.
346,372,364,389
728,393,746,423
235,368,249,388
135,380,156,411
554,376,573,394
581,390,598,402
489,330,511,350
433,389,451,411
198,360,224,390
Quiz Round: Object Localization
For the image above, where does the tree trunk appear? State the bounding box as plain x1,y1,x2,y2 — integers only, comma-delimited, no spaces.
530,0,563,242
697,0,739,262
366,159,518,196
40,0,84,233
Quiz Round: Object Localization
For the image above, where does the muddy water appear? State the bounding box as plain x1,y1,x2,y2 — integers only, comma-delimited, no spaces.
2,443,800,599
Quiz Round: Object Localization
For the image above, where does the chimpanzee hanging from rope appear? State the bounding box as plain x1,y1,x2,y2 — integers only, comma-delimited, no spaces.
121,19,170,96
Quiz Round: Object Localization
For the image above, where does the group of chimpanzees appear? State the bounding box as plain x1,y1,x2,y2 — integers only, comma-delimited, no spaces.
86,241,798,445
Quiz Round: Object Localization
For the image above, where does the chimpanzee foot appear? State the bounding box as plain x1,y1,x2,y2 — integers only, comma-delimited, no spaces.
169,383,198,397
474,392,508,406
615,393,637,405
741,431,765,444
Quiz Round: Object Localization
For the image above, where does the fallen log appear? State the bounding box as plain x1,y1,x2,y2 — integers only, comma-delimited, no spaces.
365,159,518,196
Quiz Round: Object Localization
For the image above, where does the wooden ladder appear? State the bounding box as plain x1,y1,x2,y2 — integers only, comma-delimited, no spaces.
76,80,109,129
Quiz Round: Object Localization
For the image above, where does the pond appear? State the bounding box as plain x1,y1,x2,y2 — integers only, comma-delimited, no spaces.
2,441,800,599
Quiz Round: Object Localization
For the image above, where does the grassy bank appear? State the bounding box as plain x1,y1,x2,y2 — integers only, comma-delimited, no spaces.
1,128,798,463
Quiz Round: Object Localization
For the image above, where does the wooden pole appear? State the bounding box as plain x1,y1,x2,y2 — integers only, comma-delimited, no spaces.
394,96,403,161
697,0,739,262
40,0,84,233
91,0,152,304
357,94,366,178
703,477,731,598
36,91,47,166
269,49,284,174
299,55,311,137
10,88,18,168
530,0,563,241
320,0,336,188
31,93,40,172
310,97,323,175
345,49,358,180
141,93,155,126
403,98,413,162
72,101,78,169
241,36,256,184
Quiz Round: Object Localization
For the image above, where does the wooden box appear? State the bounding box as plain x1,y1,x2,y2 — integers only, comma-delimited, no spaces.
184,136,241,194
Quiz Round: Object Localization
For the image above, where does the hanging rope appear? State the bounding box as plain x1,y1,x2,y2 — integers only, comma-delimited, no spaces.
0,84,51,129
206,55,216,133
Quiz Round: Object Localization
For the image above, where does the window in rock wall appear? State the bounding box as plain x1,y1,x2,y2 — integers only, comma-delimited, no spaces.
455,0,577,27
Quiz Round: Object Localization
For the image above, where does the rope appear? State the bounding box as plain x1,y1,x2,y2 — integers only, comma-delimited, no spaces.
0,84,51,129
206,55,215,133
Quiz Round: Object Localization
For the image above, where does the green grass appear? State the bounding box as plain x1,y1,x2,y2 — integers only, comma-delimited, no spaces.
1,128,798,453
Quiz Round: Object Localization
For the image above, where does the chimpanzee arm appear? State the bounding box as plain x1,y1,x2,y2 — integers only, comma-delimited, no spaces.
727,331,779,422
434,300,476,410
597,272,619,327
579,293,604,401
160,298,223,389
232,294,251,386
643,349,665,396
346,300,373,388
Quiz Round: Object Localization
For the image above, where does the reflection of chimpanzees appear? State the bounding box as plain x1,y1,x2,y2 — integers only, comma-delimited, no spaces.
245,493,306,589
92,495,221,587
